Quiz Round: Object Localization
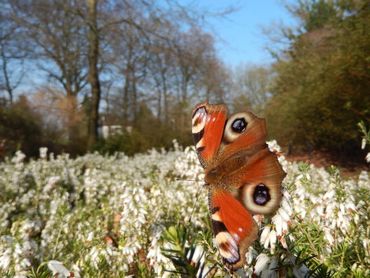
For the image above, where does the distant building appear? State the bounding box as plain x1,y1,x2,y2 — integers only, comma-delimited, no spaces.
98,125,123,139
98,115,133,139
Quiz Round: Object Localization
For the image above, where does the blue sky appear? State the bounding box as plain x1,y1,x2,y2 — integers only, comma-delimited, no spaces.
187,0,297,67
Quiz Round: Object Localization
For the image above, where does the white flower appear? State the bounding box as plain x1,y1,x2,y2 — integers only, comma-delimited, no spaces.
260,226,271,246
272,214,284,236
0,249,11,270
366,152,370,163
246,247,257,265
323,227,335,246
43,176,60,193
20,258,31,269
47,260,72,278
279,235,288,249
269,230,277,253
281,198,293,216
186,245,204,265
361,138,366,149
39,147,48,159
87,232,94,241
254,253,270,275
11,150,26,164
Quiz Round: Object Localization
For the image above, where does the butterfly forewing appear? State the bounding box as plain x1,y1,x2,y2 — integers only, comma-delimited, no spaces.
192,103,227,168
219,111,267,161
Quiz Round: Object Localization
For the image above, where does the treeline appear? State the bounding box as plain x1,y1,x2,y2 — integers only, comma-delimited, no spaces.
0,0,230,156
0,0,369,162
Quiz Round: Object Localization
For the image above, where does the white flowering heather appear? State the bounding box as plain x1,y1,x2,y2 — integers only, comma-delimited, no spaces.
0,142,369,277
359,122,370,163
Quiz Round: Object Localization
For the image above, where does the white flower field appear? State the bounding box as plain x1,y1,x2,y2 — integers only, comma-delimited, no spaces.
0,141,369,277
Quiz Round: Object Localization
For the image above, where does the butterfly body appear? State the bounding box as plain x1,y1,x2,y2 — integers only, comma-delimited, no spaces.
191,102,286,270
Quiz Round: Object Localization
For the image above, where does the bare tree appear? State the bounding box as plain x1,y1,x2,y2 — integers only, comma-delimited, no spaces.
109,22,149,125
145,19,178,124
231,65,273,113
0,4,26,104
3,0,234,153
0,39,22,104
8,0,88,141
86,0,101,150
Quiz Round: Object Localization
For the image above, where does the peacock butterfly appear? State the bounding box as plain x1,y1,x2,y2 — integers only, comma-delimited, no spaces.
191,102,286,270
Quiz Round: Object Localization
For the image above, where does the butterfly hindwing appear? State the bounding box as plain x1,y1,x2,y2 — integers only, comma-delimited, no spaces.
209,189,258,270
238,148,286,215
221,148,286,215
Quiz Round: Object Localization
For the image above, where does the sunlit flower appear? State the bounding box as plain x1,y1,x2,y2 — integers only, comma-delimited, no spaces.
11,150,26,164
254,253,270,275
260,225,271,246
0,140,368,277
39,147,48,160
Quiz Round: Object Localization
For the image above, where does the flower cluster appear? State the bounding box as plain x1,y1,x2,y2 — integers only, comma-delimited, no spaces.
0,141,368,277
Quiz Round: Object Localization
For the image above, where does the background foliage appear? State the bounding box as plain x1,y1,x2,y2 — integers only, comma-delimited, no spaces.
0,0,369,164
265,0,370,159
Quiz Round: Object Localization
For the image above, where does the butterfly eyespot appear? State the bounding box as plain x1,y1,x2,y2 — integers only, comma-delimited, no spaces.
224,112,251,143
242,181,282,215
192,106,207,134
231,118,247,133
253,184,270,205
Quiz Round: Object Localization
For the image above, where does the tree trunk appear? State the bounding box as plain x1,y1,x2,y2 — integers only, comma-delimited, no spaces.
86,0,101,151
66,93,78,143
132,71,138,123
122,71,130,125
161,69,169,124
1,45,13,104
157,89,162,120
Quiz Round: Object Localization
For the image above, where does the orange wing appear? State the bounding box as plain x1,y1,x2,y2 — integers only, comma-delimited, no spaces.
209,189,258,270
218,111,267,161
233,148,286,215
214,109,286,215
191,102,227,168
